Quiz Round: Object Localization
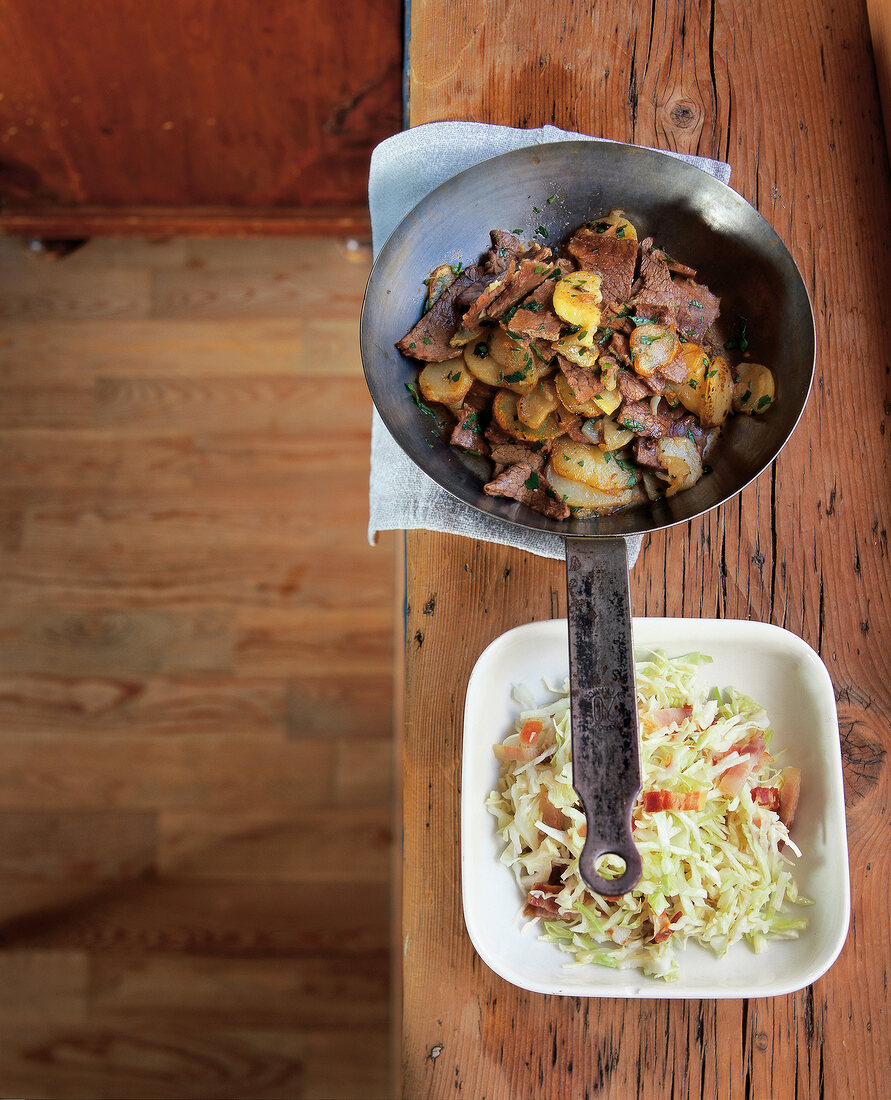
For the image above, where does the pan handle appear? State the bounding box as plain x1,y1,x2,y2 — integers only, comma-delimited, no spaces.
565,535,642,895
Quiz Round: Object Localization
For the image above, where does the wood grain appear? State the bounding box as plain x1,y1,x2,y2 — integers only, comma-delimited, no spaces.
0,233,397,1098
0,0,402,236
401,0,891,1097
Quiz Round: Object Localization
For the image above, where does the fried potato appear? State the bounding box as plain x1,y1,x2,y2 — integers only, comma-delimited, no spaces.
732,362,776,414
552,273,603,340
554,371,622,417
655,436,703,496
418,360,474,408
550,439,637,493
517,377,559,428
487,328,547,393
588,209,639,241
629,323,680,377
492,389,563,442
462,339,504,386
665,341,709,414
700,354,733,427
545,464,635,513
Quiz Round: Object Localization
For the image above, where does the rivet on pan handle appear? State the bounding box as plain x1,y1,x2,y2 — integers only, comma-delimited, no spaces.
565,535,642,895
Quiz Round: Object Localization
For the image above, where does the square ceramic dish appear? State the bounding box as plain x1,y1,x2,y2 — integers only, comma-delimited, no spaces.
461,618,850,998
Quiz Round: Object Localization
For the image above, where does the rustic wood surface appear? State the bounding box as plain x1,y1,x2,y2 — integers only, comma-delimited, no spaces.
0,0,402,237
0,235,397,1098
400,1,891,1097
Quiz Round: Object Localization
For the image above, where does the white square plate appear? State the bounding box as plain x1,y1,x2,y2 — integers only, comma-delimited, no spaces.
461,618,850,998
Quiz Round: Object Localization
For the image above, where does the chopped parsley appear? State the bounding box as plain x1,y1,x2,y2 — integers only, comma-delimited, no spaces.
615,225,626,238
524,471,540,490
450,262,463,275
504,367,532,383
512,228,523,235
631,315,652,327
462,411,480,430
422,336,432,345
536,225,548,238
448,370,463,382
547,194,558,204
691,299,703,309
533,205,541,213
534,264,546,274
724,315,750,352
405,382,437,419
705,369,717,379
757,394,772,409
474,342,489,359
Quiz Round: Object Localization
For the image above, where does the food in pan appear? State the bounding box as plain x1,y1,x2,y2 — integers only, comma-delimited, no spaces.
396,213,775,519
485,650,808,981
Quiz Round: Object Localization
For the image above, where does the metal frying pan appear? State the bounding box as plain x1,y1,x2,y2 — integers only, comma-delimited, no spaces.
360,141,815,895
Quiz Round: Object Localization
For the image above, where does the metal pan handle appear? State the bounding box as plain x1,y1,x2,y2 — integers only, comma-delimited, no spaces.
565,535,642,895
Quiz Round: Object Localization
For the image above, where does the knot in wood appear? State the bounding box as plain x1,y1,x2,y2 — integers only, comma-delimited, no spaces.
669,98,700,129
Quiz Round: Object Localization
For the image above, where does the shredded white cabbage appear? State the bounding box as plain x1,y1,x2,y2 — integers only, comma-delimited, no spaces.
485,649,810,981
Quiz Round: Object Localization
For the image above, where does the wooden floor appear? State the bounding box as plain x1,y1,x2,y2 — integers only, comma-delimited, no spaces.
0,234,398,1099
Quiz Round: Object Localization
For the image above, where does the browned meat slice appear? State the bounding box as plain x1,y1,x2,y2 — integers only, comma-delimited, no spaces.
489,251,556,319
557,415,589,443
567,228,639,302
450,406,489,454
641,372,666,395
483,463,570,519
653,247,697,279
659,353,691,385
488,439,546,470
634,436,665,469
666,413,710,451
559,357,605,404
617,398,686,438
672,278,720,343
631,238,678,320
616,368,650,402
396,264,483,361
452,264,515,344
484,422,512,446
509,279,563,341
609,330,631,364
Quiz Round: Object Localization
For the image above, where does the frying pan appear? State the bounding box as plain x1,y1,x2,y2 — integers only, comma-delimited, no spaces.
360,141,815,895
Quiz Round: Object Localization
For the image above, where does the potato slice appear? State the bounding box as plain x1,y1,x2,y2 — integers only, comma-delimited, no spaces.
700,354,733,427
545,464,635,513
629,323,680,377
552,273,602,340
552,331,598,361
418,361,473,409
550,439,637,493
492,389,563,442
732,362,776,414
588,209,639,241
655,436,703,496
517,377,559,428
487,327,548,393
463,339,504,386
665,341,709,414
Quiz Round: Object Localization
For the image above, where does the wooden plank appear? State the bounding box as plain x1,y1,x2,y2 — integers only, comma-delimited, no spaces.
0,732,336,812
159,806,393,884
0,0,401,227
0,672,393,741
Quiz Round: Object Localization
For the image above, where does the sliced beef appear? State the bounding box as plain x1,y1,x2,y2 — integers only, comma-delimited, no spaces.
618,398,686,438
672,278,720,343
631,238,678,320
558,357,605,404
634,436,665,469
396,264,483,361
450,406,489,454
666,413,709,451
567,228,639,302
616,368,650,402
489,251,557,319
483,462,571,520
508,279,563,341
653,248,697,279
452,265,515,344
557,414,590,443
608,330,631,364
659,353,691,385
488,439,546,471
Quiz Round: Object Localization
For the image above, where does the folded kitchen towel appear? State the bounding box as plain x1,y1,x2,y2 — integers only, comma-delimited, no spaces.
366,122,732,564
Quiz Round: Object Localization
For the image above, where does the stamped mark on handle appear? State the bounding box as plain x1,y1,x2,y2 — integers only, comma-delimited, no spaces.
565,536,642,895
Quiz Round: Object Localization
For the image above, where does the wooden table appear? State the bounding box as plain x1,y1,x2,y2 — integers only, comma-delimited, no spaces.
397,1,890,1096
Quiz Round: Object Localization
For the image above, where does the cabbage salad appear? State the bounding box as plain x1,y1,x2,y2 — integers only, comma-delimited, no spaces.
485,650,809,981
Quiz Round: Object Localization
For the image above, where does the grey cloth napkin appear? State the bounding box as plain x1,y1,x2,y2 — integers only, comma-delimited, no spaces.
367,122,732,564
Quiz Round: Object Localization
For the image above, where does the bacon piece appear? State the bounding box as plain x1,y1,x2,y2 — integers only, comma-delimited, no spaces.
526,883,563,916
716,733,767,797
647,705,693,728
492,741,540,763
751,786,781,812
539,788,567,830
642,790,706,812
